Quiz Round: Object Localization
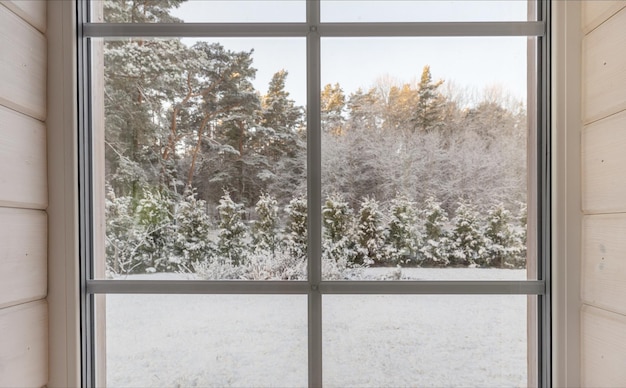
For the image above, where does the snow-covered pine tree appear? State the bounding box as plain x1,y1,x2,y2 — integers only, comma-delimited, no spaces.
322,194,356,262
355,197,387,265
105,189,143,275
173,188,212,268
216,191,248,265
386,195,421,264
252,193,280,254
419,196,451,267
134,190,175,272
284,196,307,260
450,201,486,266
484,203,523,268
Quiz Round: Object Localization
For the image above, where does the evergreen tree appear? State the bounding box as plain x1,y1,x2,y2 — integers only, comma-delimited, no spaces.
322,194,356,262
252,193,280,253
135,190,175,271
386,195,421,264
216,191,248,265
173,188,212,266
450,201,486,266
321,83,346,135
355,198,387,265
484,203,523,268
419,197,451,266
412,65,445,132
284,196,307,259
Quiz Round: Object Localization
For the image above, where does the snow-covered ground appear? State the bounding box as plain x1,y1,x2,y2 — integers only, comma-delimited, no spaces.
105,268,529,387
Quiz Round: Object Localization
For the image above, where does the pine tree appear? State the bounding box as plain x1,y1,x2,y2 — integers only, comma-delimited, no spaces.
252,193,280,253
412,65,445,132
355,198,387,265
284,196,308,259
321,83,346,135
216,191,248,265
386,195,421,264
322,194,356,262
135,190,175,272
173,188,212,267
419,197,451,267
450,201,486,266
484,203,523,268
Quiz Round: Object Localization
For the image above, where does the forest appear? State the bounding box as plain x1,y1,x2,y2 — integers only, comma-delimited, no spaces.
102,0,529,278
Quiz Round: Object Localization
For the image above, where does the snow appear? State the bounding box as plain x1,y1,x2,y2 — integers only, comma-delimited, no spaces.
105,268,529,387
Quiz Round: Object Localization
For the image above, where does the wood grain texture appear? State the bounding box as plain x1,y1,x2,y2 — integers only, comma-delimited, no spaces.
0,300,48,388
581,0,626,35
582,110,626,214
0,5,46,121
0,208,46,309
582,7,626,124
582,214,626,316
0,1,46,33
582,305,626,387
0,106,47,209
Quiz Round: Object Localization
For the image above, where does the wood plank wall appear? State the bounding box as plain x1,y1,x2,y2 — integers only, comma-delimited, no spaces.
581,2,626,387
0,1,48,387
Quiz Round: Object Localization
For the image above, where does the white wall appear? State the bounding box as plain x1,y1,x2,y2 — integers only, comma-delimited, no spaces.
581,1,626,387
0,1,48,386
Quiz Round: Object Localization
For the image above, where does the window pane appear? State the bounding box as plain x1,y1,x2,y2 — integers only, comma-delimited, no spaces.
92,38,307,280
323,295,533,387
98,294,307,387
321,0,536,23
320,37,534,280
92,0,305,23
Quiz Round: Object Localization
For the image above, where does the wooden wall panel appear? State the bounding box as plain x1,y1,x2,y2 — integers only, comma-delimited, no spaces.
0,5,46,121
582,8,626,124
0,106,47,209
0,208,46,309
583,214,626,316
582,305,626,387
581,0,626,35
0,1,46,33
582,110,626,213
0,300,47,388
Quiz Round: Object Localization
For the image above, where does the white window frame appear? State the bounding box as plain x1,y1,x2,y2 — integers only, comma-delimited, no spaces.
42,0,571,386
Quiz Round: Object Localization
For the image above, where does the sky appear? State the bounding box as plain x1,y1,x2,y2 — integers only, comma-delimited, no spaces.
169,1,532,107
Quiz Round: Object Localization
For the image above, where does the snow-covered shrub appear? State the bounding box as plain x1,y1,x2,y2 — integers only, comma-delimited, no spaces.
419,197,451,267
105,190,144,275
385,195,421,264
484,203,524,268
284,196,307,259
172,188,212,268
322,194,357,263
216,191,248,265
134,190,175,272
192,258,244,280
242,249,306,280
251,193,280,253
450,201,487,266
355,197,387,265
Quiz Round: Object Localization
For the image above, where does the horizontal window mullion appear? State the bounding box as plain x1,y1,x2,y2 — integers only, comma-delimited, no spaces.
87,280,544,295
87,280,311,294
83,21,544,38
319,280,545,295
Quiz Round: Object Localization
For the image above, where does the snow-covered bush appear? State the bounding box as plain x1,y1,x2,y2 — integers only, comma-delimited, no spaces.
450,201,487,266
242,249,306,280
284,196,307,259
355,197,387,265
216,191,248,265
419,197,451,267
251,193,280,253
322,194,357,263
172,188,212,268
484,203,524,268
134,190,175,272
385,195,421,264
105,190,143,275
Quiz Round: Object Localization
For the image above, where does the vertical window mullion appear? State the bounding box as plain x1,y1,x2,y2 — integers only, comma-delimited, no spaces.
306,0,323,386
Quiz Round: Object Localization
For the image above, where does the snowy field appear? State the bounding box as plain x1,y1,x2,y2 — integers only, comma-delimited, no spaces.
105,268,529,387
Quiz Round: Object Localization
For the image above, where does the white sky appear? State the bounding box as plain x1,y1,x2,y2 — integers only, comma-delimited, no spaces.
170,1,531,106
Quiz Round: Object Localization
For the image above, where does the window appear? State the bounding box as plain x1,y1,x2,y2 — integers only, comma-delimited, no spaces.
78,1,551,386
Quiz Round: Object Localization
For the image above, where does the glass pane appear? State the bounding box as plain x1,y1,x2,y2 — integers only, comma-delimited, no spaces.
321,0,536,23
92,0,305,23
91,37,307,279
323,295,533,387
320,37,533,280
97,294,307,387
